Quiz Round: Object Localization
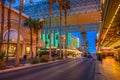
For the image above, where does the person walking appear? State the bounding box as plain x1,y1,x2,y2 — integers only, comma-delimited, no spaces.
98,54,103,64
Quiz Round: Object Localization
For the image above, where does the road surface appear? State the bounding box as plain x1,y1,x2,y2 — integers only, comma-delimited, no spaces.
0,58,95,80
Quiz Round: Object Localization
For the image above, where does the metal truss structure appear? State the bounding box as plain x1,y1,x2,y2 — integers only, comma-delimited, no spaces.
15,0,100,19
42,23,100,33
11,0,101,32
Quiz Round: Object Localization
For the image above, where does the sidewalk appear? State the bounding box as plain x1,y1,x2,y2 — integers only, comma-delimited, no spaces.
95,60,105,80
0,58,84,74
95,57,120,80
0,58,70,73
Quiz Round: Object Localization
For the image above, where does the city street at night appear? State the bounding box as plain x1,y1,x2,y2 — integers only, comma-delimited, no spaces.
0,0,120,80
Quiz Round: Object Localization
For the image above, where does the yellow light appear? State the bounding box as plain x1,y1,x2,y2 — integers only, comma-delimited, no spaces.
101,4,120,45
11,39,17,42
26,47,30,52
103,0,105,4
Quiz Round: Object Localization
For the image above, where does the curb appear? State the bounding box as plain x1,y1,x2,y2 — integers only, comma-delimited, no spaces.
0,60,62,73
95,60,101,74
94,60,103,80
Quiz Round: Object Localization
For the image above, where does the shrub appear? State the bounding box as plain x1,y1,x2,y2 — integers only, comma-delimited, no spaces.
40,58,48,63
42,51,49,55
0,52,6,70
56,57,62,60
37,51,49,57
96,53,101,57
52,57,56,61
0,52,5,60
31,58,39,64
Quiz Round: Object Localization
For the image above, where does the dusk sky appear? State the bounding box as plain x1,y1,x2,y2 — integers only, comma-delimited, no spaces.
71,31,98,53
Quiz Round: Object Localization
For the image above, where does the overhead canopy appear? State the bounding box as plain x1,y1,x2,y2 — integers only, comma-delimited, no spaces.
10,0,101,32
99,0,120,49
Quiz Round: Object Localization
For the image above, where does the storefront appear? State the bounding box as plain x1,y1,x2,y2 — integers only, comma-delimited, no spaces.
1,30,22,57
114,46,120,61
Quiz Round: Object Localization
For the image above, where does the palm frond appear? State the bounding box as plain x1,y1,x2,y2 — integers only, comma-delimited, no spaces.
62,0,71,10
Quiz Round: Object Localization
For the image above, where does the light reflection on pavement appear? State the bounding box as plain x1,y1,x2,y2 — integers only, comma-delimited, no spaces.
100,56,120,80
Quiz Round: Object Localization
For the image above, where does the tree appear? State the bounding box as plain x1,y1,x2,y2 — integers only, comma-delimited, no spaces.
33,19,44,56
33,19,39,55
81,31,89,54
59,0,63,58
15,0,24,66
0,52,6,69
0,0,5,54
49,0,69,59
62,0,70,59
57,0,64,58
49,0,57,60
6,0,15,60
24,17,34,59
80,25,87,48
81,32,87,46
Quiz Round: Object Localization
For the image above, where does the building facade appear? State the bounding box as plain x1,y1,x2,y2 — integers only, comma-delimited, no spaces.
0,3,41,58
41,31,80,49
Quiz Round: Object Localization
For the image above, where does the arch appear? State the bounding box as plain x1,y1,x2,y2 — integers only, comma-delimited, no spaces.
3,29,24,41
0,18,29,41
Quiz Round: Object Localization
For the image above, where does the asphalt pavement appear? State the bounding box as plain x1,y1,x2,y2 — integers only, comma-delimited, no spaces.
0,58,95,80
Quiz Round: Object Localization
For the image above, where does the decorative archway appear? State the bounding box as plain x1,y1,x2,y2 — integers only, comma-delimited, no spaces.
3,29,23,41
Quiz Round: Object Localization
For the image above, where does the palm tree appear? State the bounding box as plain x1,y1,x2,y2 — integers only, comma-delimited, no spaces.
0,0,5,54
15,0,24,66
50,0,65,59
49,0,57,60
57,0,64,58
33,19,44,56
62,0,70,59
81,31,88,53
80,26,87,49
81,32,87,46
6,0,15,60
80,25,88,55
33,19,39,55
24,17,34,59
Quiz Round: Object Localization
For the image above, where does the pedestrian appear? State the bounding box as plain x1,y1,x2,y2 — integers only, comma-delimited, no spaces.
36,53,39,58
98,54,103,64
23,54,27,60
22,54,27,65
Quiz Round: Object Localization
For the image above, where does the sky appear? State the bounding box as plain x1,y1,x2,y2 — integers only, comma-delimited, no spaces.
71,31,98,53
4,0,42,7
